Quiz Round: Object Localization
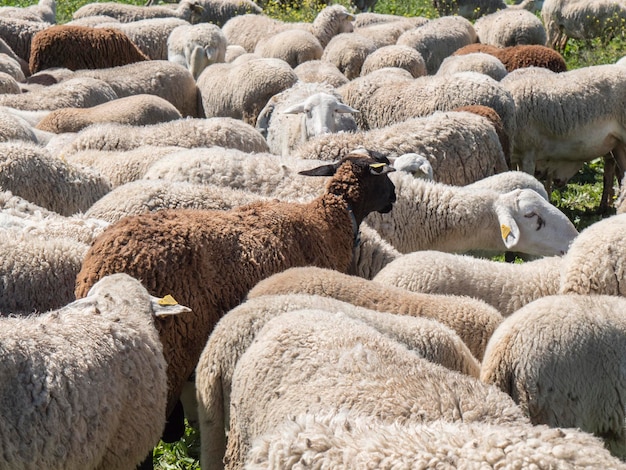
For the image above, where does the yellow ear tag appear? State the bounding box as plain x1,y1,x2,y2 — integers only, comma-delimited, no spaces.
370,163,386,169
158,294,179,306
500,224,511,240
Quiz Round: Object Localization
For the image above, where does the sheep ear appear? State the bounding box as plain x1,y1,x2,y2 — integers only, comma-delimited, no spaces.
151,294,191,317
281,102,306,115
299,162,340,176
335,103,359,114
496,211,521,249
256,102,275,136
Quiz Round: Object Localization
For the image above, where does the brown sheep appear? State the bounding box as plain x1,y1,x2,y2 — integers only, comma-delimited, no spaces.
74,153,397,441
29,25,149,74
454,43,567,73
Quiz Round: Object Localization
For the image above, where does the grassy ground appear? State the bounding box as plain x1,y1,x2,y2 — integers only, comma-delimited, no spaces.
1,0,624,467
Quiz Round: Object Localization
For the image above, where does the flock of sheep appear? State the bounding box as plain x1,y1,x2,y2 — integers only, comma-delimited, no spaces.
0,0,625,468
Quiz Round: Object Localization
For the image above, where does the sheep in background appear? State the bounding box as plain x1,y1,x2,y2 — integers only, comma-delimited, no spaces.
0,18,51,64
0,0,56,24
542,0,626,51
0,109,44,145
321,32,378,80
72,0,205,24
360,44,427,78
433,0,536,20
293,60,349,87
473,7,547,47
354,17,428,47
436,52,508,81
196,293,494,468
390,152,433,180
168,22,227,79
374,251,562,317
28,25,149,74
481,294,626,459
60,117,269,156
247,410,625,468
0,53,26,82
35,94,182,134
223,309,526,470
365,171,578,256
0,72,22,95
197,58,298,126
74,154,397,447
254,29,323,69
246,266,503,361
256,81,359,157
222,4,355,52
0,273,190,469
396,15,477,74
453,43,567,73
0,37,29,78
455,103,512,163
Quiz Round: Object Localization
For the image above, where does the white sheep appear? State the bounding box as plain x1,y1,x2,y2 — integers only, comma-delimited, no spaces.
473,7,547,47
433,0,536,20
364,171,578,256
0,37,28,78
167,22,227,79
256,81,359,157
0,53,25,82
196,57,298,126
353,17,429,47
0,109,44,145
59,118,270,156
0,17,49,63
293,59,349,87
221,309,527,469
195,292,499,468
321,32,378,80
247,410,626,468
0,0,56,24
481,293,626,459
436,52,508,81
542,0,626,51
0,273,190,470
390,152,433,180
254,29,323,69
360,44,427,78
396,15,478,74
373,251,563,317
0,141,112,216
72,0,205,24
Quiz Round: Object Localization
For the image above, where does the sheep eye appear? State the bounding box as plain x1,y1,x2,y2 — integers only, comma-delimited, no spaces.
525,212,545,230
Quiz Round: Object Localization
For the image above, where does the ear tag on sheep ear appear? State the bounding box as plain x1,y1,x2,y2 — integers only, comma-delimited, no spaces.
370,163,387,174
158,294,179,306
152,294,191,317
500,224,512,241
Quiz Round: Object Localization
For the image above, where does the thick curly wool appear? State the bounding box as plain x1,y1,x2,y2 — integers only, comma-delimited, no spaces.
0,72,20,94
35,94,182,133
293,60,349,87
374,251,562,317
474,7,547,47
246,266,503,361
0,0,56,24
246,412,626,469
321,32,378,80
360,44,427,77
29,25,149,74
0,110,40,144
254,29,322,69
197,58,298,126
0,77,118,111
224,310,526,470
74,155,396,422
0,273,178,470
454,104,511,165
0,53,26,82
0,17,49,62
196,293,484,469
354,18,429,48
454,43,567,73
72,0,203,24
61,118,269,156
0,141,111,216
481,294,626,459
436,52,508,82
168,23,227,79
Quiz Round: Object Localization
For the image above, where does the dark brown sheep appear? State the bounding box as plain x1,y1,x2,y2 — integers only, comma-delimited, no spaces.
74,153,396,437
29,25,149,74
453,43,567,73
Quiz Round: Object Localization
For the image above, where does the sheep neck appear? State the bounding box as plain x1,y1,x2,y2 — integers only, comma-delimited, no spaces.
347,203,361,248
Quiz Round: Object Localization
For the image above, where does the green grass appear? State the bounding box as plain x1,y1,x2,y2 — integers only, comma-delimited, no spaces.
1,0,624,466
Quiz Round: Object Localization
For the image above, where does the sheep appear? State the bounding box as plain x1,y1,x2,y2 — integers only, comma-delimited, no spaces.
35,94,183,134
224,44,247,63
373,251,562,317
360,44,427,78
466,169,549,200
197,58,298,126
390,152,433,180
542,0,626,51
0,141,112,216
0,53,26,82
0,0,56,24
256,81,359,157
66,14,120,27
436,52,508,81
453,43,568,73
364,171,579,256
0,109,43,145
60,117,270,156
354,18,429,47
433,0,536,20
195,293,492,468
0,273,190,470
293,59,349,87
0,77,119,111
559,213,626,296
473,7,547,47
396,15,478,74
97,17,189,60
69,60,201,118
246,410,626,469
72,0,205,24
73,154,397,443
0,37,29,78
246,266,504,360
321,32,378,80
0,17,50,63
349,223,402,279
222,309,527,469
254,29,323,69
28,25,149,75
294,110,509,186
222,4,355,53
500,64,626,190
167,22,227,79
481,293,626,459
353,12,428,28
338,71,516,136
